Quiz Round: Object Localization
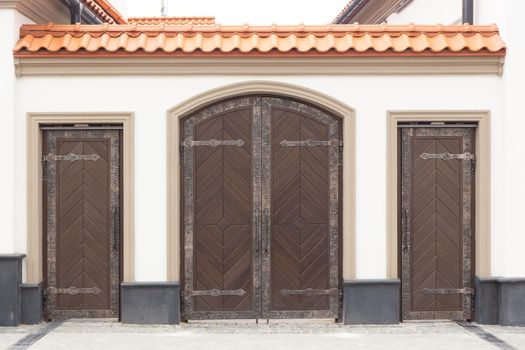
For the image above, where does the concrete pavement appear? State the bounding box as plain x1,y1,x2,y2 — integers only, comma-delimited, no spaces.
1,320,524,350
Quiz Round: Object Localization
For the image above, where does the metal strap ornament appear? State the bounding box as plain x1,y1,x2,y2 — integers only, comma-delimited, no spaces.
46,286,102,295
279,288,339,297
420,152,475,161
44,153,100,162
189,289,247,297
183,138,245,147
280,139,340,147
422,287,474,295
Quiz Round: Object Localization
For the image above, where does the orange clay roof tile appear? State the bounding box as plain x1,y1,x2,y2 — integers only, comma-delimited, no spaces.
128,17,215,25
83,0,127,24
13,24,505,57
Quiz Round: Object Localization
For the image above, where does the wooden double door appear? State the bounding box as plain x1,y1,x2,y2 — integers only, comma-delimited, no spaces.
181,96,342,320
43,128,121,320
400,126,475,320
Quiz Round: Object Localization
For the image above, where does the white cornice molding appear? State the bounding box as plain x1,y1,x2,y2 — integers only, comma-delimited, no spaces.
0,0,69,24
14,56,505,77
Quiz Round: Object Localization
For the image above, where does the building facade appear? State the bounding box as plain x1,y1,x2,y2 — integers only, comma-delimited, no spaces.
0,0,523,326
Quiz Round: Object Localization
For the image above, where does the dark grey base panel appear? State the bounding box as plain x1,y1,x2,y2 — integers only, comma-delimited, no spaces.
121,282,180,324
476,276,525,326
344,279,400,325
0,254,25,326
21,283,43,324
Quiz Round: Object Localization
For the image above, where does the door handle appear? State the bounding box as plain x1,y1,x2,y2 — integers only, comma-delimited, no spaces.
112,207,119,251
264,208,270,254
402,208,410,252
255,208,260,253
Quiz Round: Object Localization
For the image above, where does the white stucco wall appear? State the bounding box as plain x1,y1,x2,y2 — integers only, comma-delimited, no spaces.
385,0,525,278
386,0,462,24
476,0,525,278
13,74,505,281
0,9,33,255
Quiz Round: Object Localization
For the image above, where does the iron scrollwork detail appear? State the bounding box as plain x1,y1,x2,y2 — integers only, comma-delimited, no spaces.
279,288,339,297
420,152,475,161
183,138,245,148
422,287,474,295
46,286,102,295
280,139,340,147
190,289,247,297
44,153,100,162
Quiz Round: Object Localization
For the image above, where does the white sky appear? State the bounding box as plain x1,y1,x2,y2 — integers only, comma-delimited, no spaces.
125,0,350,25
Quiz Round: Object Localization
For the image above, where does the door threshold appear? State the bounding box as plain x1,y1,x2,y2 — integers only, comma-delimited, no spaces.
187,319,336,324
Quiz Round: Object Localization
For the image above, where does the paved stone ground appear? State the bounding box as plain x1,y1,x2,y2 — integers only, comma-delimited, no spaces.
1,320,524,350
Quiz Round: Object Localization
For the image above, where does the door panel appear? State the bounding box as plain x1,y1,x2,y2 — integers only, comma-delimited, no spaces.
262,97,340,318
182,97,260,320
400,127,474,320
43,129,120,320
182,96,341,320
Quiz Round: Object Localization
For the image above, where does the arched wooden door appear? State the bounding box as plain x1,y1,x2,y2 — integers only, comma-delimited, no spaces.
180,96,342,320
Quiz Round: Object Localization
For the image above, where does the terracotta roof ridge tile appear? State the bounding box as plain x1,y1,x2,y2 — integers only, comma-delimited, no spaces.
18,23,501,36
14,23,505,57
88,0,127,24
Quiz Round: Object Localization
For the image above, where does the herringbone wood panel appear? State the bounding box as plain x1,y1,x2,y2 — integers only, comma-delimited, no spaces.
56,140,110,309
194,108,253,311
271,109,330,310
411,137,462,311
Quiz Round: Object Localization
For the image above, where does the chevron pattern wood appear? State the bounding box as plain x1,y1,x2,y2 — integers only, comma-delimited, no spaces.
271,109,330,310
55,139,111,310
183,97,341,320
410,137,463,312
193,108,253,311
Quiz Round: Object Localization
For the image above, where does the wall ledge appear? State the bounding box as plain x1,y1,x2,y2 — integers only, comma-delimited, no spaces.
14,56,505,78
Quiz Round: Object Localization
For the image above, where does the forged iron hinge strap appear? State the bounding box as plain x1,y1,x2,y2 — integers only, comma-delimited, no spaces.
279,139,341,147
45,286,102,295
279,288,339,296
420,152,475,161
280,139,343,165
43,153,100,162
189,289,246,297
182,138,245,147
422,287,474,295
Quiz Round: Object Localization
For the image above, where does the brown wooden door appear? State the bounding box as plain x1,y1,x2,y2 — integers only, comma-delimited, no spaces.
261,97,341,319
181,96,341,320
400,127,475,320
43,128,120,320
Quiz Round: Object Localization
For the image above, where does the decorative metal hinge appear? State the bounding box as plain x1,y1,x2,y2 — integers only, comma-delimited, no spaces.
338,143,344,166
45,286,102,295
280,139,343,165
183,138,245,148
179,144,184,164
279,288,339,297
420,152,475,161
189,289,246,297
42,288,48,309
43,153,100,162
280,139,338,147
422,287,474,295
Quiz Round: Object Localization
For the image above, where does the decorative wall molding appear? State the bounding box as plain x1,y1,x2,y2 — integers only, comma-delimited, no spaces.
167,81,356,281
0,0,69,24
26,112,135,283
14,56,505,78
386,111,491,279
